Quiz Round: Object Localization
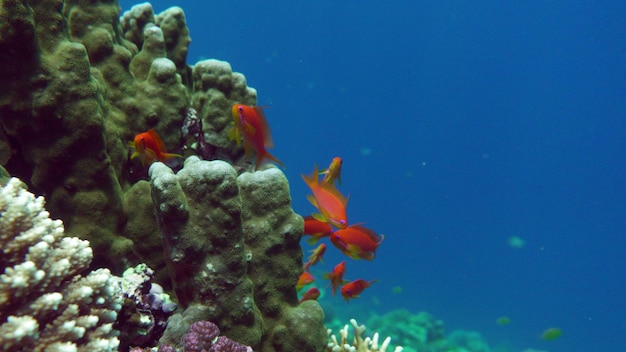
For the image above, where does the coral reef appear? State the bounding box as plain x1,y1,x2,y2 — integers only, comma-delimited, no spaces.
366,310,445,350
0,177,122,351
157,320,252,352
364,310,491,352
151,156,327,351
327,318,403,352
118,263,177,350
0,0,326,350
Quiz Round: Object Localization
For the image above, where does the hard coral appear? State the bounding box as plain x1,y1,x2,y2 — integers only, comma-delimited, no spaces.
327,319,403,352
150,157,327,351
0,178,122,351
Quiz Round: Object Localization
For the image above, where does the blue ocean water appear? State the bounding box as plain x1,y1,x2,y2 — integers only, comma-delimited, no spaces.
119,1,626,351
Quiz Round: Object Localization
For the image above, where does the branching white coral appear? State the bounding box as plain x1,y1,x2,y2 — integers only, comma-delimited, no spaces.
0,178,122,351
327,318,403,352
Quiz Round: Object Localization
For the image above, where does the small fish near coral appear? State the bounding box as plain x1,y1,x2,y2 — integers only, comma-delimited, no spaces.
229,104,284,170
296,271,315,291
298,157,385,303
341,279,378,302
301,164,349,229
299,287,321,303
130,129,182,166
324,260,347,296
320,156,343,186
303,243,326,270
330,224,384,260
303,215,334,245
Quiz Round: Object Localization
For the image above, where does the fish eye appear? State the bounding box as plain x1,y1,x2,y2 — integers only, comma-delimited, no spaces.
238,106,244,112
339,220,346,225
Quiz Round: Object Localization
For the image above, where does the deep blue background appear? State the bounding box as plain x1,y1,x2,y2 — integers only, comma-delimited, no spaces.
119,1,626,351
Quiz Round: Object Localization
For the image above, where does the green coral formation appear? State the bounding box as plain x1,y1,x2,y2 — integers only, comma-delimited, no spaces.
150,157,327,351
364,310,490,352
0,0,327,350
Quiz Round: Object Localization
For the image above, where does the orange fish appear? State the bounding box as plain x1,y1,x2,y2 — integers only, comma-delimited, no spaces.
303,216,333,245
296,271,315,291
302,165,349,229
304,243,326,270
320,157,343,186
323,261,347,296
299,287,320,303
330,224,384,260
130,129,181,165
341,279,377,302
230,104,284,170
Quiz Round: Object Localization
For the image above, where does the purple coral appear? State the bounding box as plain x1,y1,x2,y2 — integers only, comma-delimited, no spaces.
209,336,253,352
179,321,252,352
181,321,221,352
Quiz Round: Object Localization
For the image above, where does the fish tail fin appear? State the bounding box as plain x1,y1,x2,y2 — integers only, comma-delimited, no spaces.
360,252,376,261
256,150,284,170
306,236,320,246
301,164,320,188
161,152,183,161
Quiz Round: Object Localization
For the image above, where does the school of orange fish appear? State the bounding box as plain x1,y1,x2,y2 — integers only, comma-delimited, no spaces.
129,104,384,304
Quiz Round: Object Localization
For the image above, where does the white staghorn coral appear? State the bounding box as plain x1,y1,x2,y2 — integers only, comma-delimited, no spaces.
0,178,122,352
327,318,403,352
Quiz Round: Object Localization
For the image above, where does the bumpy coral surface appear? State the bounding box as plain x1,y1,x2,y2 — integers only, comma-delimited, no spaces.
151,157,327,351
0,178,122,351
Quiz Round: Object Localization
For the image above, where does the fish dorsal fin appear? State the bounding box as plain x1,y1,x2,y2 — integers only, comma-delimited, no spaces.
320,182,348,206
254,106,274,149
302,164,320,189
147,129,168,153
351,224,383,244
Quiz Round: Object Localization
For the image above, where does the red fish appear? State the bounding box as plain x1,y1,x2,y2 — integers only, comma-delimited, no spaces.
304,243,326,270
303,216,333,245
323,261,347,296
131,129,181,165
230,104,284,170
330,224,384,260
299,287,320,303
341,279,377,302
302,165,349,229
296,271,315,291
320,157,343,186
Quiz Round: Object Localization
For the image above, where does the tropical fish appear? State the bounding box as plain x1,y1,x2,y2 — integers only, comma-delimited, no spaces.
299,287,320,303
303,216,333,245
230,104,284,170
341,279,377,302
323,261,347,296
330,224,384,260
296,271,315,291
130,129,182,165
304,243,326,270
541,327,562,341
302,165,349,229
496,316,511,326
320,157,343,186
